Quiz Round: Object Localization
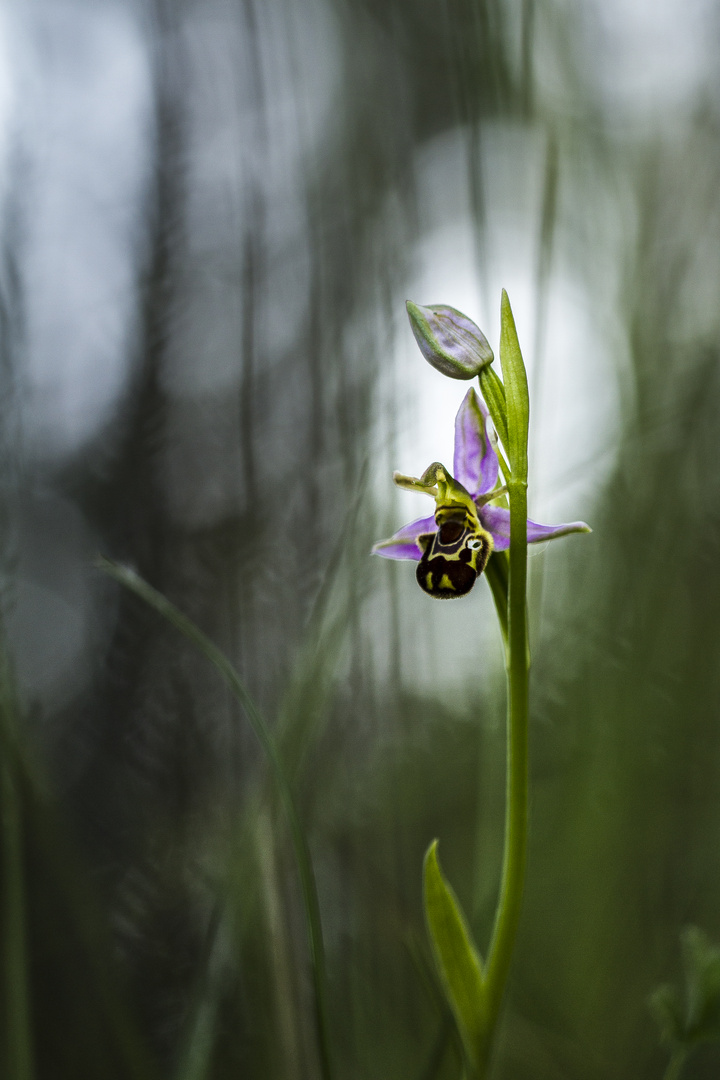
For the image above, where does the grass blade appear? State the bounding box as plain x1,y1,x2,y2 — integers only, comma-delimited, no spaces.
96,556,334,1080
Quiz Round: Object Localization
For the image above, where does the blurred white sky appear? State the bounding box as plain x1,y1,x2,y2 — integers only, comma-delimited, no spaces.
592,0,718,119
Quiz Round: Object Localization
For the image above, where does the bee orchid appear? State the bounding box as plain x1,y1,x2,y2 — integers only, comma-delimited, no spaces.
372,388,590,598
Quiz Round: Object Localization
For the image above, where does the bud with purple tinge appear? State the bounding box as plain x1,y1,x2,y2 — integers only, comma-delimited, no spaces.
406,301,494,380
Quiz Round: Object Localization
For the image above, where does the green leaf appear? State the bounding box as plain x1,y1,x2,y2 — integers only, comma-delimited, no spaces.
649,984,685,1046
649,926,720,1054
477,365,509,457
682,926,720,1043
498,290,529,483
423,840,488,1072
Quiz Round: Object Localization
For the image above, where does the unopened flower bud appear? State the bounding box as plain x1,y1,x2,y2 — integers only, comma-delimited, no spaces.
406,301,494,380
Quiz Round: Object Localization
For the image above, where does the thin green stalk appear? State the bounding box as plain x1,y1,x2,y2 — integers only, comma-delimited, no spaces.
96,557,333,1080
484,552,509,652
483,475,530,1049
479,289,531,1063
662,1048,689,1080
1,756,34,1080
173,904,224,1080
0,649,34,1080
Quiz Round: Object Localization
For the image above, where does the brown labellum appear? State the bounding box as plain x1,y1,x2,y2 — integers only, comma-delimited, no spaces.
416,521,492,599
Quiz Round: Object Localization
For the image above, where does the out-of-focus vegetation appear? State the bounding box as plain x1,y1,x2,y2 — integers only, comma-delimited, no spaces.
2,0,720,1077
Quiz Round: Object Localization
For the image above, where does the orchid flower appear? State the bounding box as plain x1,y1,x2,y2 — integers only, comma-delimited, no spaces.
372,387,590,598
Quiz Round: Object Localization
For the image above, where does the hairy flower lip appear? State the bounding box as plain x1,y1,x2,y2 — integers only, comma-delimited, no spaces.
406,301,494,380
373,387,591,564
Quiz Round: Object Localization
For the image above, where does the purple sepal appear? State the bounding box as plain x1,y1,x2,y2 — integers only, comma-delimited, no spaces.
526,517,591,543
453,387,498,498
371,514,436,561
479,504,591,550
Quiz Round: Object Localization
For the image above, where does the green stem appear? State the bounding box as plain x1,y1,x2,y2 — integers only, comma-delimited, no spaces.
483,477,530,1059
1,757,34,1080
662,1047,689,1080
96,558,333,1080
484,552,509,651
0,649,34,1080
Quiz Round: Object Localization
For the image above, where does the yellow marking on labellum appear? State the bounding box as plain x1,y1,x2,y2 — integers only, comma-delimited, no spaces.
411,466,494,599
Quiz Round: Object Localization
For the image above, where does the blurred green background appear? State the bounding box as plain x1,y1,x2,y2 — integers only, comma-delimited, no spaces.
2,0,720,1077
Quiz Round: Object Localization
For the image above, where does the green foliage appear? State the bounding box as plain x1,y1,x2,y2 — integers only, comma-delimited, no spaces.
0,648,159,1080
423,840,488,1074
97,558,334,1080
650,928,720,1050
